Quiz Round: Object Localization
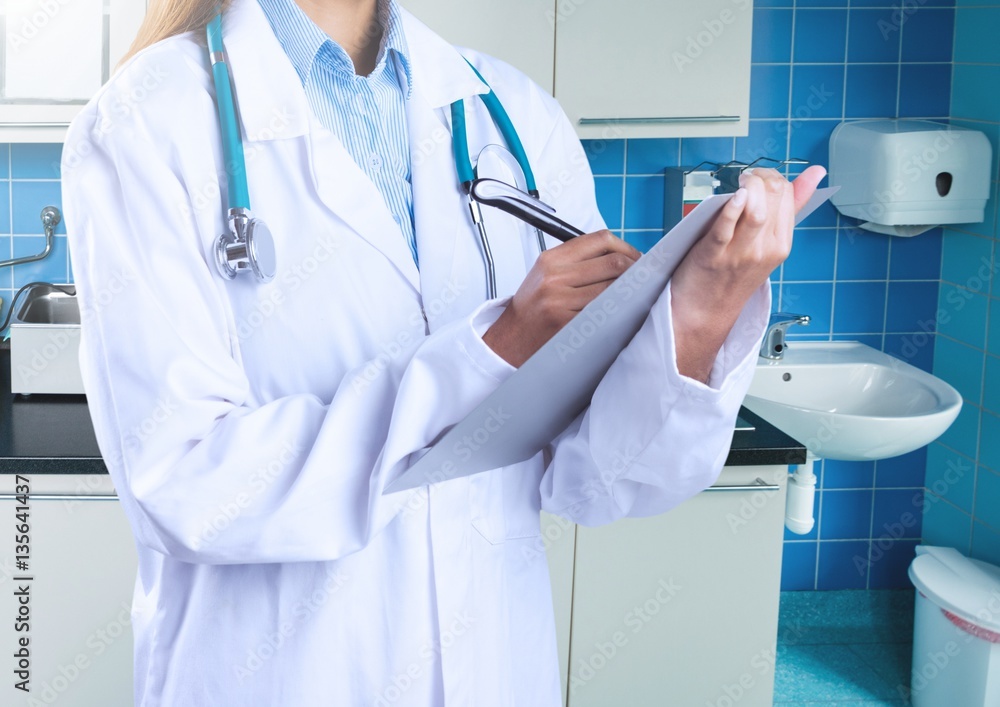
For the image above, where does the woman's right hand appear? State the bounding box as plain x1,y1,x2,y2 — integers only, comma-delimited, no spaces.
482,230,641,367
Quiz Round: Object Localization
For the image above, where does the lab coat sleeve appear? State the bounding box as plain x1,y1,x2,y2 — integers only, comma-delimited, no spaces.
534,109,772,526
62,104,513,565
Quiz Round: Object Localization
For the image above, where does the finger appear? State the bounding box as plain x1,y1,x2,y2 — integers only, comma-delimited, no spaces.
561,250,636,288
705,187,748,247
791,165,827,212
741,167,783,185
735,173,769,233
562,279,618,312
550,230,641,263
743,167,791,212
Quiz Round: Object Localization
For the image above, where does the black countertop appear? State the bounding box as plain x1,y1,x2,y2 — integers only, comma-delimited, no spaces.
726,407,807,467
0,350,805,474
0,349,104,474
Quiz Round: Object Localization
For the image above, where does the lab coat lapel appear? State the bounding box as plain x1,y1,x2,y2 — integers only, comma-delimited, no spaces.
407,90,468,329
308,122,422,292
223,0,421,292
402,10,490,329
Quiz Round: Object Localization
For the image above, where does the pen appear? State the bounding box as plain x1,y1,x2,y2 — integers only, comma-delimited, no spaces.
469,178,586,243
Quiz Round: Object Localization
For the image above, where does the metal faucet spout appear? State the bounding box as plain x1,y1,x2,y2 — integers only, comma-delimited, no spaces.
760,313,810,360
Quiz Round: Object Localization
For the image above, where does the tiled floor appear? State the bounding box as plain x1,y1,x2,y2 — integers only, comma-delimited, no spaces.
773,590,915,706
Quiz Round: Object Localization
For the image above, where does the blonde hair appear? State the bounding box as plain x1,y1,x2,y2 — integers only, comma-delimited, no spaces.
119,0,232,66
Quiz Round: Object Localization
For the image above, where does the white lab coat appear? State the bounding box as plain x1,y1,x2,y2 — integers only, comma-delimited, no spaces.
61,0,770,704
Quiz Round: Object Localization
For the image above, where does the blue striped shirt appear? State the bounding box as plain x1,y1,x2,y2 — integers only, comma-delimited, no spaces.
256,0,418,265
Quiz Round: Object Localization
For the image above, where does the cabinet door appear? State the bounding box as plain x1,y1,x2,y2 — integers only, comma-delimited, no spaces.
543,511,577,707
0,493,137,706
554,0,752,139
0,0,148,141
566,467,786,707
400,0,556,94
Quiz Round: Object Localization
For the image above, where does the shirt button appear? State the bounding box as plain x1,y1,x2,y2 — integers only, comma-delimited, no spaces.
369,154,383,171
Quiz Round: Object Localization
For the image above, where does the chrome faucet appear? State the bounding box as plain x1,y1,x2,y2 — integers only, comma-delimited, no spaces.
0,206,60,270
760,313,810,360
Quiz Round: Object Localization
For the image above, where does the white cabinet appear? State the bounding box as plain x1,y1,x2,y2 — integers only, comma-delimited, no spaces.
0,0,148,142
545,465,788,707
402,0,753,139
554,0,752,140
401,0,556,94
542,511,577,707
0,475,137,706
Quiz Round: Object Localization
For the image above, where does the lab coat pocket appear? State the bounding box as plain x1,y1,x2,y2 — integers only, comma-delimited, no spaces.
470,466,543,544
470,469,505,544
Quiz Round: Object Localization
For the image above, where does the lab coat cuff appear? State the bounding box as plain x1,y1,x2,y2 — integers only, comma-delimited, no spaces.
660,280,771,394
464,297,518,383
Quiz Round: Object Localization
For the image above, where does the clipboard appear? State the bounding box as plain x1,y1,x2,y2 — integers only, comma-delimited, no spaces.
384,187,839,494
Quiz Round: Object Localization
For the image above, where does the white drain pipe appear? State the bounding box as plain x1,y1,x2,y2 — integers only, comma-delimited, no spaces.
785,456,818,535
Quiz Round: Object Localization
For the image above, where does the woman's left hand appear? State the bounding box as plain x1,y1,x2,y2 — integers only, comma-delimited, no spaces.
669,165,827,383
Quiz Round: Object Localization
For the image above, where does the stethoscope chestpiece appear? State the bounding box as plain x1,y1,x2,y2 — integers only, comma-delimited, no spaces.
214,208,277,283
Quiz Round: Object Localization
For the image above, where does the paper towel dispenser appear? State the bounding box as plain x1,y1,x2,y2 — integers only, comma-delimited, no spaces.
829,120,993,236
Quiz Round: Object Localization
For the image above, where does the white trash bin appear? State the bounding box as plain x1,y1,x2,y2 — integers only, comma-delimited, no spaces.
908,545,1000,706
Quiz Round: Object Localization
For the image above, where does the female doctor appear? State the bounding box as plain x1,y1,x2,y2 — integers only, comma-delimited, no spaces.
61,0,825,704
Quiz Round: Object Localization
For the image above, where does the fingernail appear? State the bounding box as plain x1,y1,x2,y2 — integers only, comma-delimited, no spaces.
732,188,748,207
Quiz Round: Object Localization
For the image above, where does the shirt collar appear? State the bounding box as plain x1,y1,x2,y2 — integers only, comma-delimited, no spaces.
256,0,413,97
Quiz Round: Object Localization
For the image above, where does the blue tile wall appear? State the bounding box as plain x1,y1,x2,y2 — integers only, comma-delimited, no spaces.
0,145,72,325
922,0,1000,568
584,2,953,591
0,2,965,592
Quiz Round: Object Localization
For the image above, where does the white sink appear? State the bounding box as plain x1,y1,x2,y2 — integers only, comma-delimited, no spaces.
744,341,962,461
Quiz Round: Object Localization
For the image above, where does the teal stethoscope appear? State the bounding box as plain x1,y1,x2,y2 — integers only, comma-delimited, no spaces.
207,13,571,299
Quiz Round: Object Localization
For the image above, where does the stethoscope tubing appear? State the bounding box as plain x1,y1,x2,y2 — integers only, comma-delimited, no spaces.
208,13,552,291
458,61,538,195
207,15,251,212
